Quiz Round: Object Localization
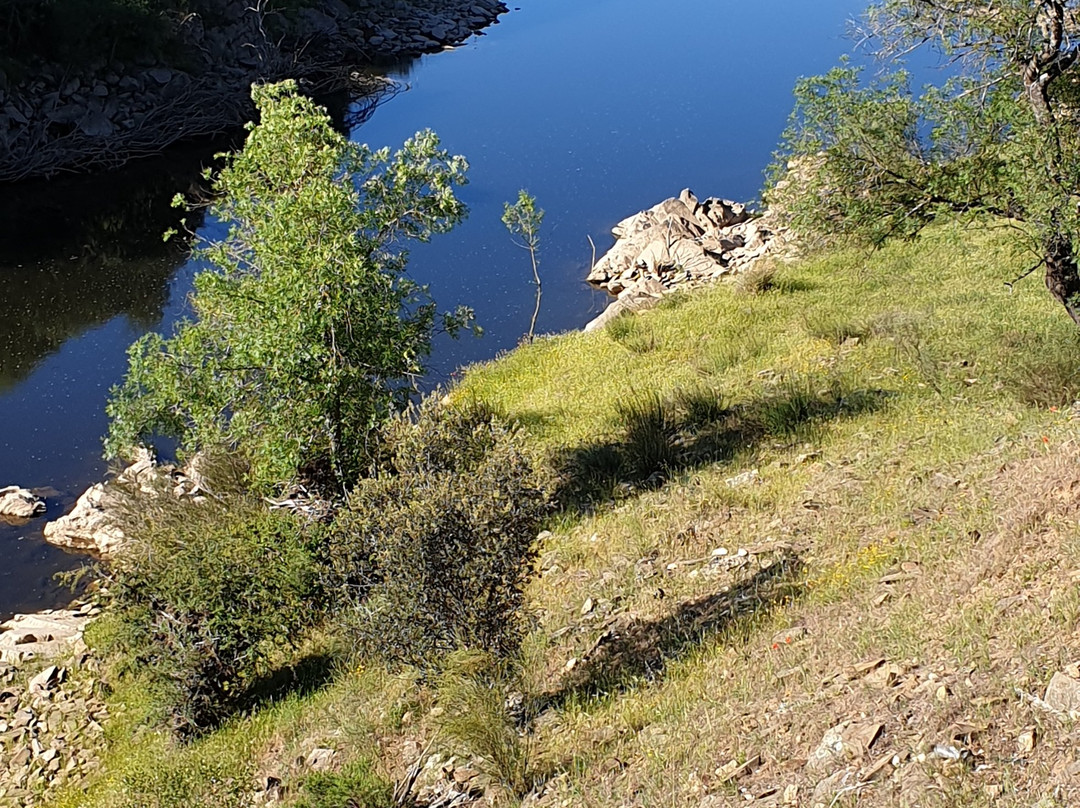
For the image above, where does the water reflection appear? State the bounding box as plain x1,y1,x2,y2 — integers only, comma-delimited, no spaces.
0,149,217,390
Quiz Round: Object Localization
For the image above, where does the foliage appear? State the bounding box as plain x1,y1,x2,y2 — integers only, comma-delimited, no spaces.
769,1,1080,324
105,81,472,493
502,190,545,343
99,490,323,738
333,398,550,671
295,759,394,808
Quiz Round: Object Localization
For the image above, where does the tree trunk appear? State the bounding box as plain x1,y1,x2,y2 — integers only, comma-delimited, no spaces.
1044,236,1080,325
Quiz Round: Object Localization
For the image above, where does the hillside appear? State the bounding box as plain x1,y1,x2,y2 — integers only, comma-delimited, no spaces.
14,219,1080,808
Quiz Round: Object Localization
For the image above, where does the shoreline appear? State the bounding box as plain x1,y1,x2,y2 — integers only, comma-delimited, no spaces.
0,0,508,182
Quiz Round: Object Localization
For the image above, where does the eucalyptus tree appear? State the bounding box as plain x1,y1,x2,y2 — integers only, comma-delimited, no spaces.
773,0,1080,323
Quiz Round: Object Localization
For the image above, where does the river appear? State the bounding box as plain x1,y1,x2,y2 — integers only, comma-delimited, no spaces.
0,0,867,618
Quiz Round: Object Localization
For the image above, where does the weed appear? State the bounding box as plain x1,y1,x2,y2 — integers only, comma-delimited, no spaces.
617,393,678,481
295,759,394,808
607,312,658,354
674,385,727,427
734,260,780,295
802,310,869,345
1002,330,1080,408
436,651,537,801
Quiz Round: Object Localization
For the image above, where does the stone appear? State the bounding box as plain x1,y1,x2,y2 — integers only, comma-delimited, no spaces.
43,450,161,555
806,720,883,775
29,665,65,696
42,483,126,555
0,611,91,665
306,747,335,771
0,486,45,520
583,278,666,331
77,111,114,138
1045,671,1080,715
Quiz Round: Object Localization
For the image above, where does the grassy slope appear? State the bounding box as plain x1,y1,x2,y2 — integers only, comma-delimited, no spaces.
52,221,1080,807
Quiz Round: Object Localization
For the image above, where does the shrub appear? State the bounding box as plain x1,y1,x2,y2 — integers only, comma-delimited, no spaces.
101,490,323,738
333,399,550,670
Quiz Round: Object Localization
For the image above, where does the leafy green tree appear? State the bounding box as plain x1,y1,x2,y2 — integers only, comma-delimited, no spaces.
770,1,1080,323
105,81,473,492
502,190,544,343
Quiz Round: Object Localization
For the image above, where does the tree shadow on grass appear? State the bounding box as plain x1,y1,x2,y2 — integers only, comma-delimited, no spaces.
551,380,890,511
236,652,339,715
538,554,803,710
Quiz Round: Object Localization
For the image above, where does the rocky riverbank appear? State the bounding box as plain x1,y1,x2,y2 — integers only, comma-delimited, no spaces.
0,606,103,808
584,189,788,330
0,0,508,181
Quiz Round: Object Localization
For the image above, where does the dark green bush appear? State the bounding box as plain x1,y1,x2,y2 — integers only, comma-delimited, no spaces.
332,399,550,671
102,490,323,738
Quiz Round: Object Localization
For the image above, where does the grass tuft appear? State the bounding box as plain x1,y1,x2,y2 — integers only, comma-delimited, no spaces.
617,393,679,482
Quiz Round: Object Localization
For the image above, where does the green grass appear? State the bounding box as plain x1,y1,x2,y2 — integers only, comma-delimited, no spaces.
48,221,1080,808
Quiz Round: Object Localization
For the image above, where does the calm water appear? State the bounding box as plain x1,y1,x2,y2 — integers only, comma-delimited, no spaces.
0,0,866,618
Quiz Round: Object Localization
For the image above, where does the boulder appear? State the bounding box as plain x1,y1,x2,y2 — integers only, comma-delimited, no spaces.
42,482,127,556
0,486,46,520
584,278,666,332
0,609,90,665
42,449,159,556
586,189,784,300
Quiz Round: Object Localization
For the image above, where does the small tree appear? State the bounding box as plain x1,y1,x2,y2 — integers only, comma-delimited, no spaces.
770,1,1080,324
105,81,473,492
502,190,544,343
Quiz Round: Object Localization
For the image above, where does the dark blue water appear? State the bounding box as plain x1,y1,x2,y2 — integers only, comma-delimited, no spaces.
0,0,866,617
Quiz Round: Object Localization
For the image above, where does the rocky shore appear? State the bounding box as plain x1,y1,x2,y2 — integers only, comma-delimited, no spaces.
584,189,787,330
0,606,102,808
0,0,509,181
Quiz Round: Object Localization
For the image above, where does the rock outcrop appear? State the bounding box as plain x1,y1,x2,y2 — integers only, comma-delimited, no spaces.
0,606,94,666
0,487,45,521
42,449,204,557
0,0,510,181
584,189,786,330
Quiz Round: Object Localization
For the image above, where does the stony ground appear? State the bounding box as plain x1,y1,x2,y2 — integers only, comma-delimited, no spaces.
0,648,108,807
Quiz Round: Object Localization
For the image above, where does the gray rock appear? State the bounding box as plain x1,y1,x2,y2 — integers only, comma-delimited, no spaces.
46,104,85,125
28,665,65,697
584,277,667,332
0,611,89,665
78,111,115,138
296,7,339,37
1045,671,1080,715
42,450,157,556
